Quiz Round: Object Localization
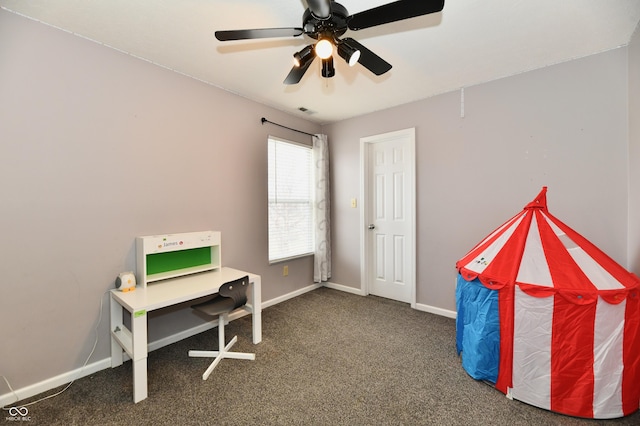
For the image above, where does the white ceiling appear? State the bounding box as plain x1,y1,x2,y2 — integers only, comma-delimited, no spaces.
2,0,640,124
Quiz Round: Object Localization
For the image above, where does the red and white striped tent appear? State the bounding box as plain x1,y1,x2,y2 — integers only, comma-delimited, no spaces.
456,187,640,419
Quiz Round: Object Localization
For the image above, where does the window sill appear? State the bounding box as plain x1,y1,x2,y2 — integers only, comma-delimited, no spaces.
269,252,314,265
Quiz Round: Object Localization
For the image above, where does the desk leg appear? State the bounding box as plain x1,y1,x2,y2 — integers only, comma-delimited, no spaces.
251,275,262,344
110,293,123,368
131,310,148,403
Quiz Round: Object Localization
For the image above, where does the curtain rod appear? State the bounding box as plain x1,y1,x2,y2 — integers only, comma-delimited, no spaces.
261,117,315,137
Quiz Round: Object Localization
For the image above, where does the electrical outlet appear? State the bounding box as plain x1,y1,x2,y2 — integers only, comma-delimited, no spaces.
283,265,289,276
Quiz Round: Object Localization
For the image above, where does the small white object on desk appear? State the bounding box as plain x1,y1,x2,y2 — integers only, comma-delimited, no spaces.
115,271,136,292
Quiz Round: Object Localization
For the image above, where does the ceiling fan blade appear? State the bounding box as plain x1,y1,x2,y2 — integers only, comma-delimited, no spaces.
306,0,331,19
215,28,303,41
284,56,316,85
348,0,444,31
342,38,392,76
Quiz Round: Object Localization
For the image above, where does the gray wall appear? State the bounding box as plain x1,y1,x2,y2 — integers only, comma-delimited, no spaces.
629,23,640,274
324,47,631,312
0,10,319,393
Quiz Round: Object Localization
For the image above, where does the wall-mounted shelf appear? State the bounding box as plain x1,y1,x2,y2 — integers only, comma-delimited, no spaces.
136,231,221,288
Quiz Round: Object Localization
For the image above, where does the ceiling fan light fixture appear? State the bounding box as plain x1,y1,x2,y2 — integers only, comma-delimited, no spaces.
293,45,315,67
315,39,333,60
338,43,361,67
321,57,335,78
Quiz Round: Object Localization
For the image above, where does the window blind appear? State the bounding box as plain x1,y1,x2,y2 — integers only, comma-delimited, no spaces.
268,137,314,262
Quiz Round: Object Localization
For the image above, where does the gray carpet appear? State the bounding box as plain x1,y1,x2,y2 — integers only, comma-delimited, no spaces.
7,287,640,425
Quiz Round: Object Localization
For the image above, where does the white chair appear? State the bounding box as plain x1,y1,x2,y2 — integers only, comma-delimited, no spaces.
188,275,255,380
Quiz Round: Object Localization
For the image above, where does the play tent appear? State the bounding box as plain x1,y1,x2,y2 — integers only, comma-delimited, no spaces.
455,187,640,419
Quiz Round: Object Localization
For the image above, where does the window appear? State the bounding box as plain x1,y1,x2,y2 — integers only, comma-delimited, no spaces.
268,136,314,263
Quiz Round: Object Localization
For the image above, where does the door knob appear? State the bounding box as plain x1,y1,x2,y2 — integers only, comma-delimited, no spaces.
368,224,375,230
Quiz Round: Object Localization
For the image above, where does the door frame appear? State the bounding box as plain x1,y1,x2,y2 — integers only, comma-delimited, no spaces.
359,128,416,308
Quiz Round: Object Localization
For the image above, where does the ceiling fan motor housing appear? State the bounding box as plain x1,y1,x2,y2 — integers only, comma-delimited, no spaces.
302,2,349,40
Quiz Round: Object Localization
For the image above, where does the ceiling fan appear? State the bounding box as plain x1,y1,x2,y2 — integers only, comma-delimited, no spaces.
214,0,445,84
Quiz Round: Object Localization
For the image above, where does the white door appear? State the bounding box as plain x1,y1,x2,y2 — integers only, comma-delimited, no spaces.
360,128,415,305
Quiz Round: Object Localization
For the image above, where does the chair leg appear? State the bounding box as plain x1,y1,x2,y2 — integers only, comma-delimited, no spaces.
201,351,224,380
218,314,225,354
188,350,220,357
188,314,255,380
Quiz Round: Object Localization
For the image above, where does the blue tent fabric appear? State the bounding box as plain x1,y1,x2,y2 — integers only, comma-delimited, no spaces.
455,274,500,383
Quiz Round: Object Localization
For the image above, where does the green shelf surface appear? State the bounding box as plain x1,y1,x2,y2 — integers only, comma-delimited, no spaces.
146,246,212,275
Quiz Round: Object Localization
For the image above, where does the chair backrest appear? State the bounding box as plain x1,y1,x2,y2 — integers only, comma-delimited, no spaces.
218,275,250,310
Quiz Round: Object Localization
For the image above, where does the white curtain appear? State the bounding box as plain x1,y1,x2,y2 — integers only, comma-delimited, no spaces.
312,134,331,283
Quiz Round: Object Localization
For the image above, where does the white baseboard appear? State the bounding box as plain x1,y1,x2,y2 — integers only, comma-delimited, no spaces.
414,302,457,319
262,283,322,309
0,282,323,407
0,358,111,407
323,281,366,295
323,282,456,319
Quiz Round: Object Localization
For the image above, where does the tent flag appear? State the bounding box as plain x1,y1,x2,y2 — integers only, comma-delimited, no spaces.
455,187,640,419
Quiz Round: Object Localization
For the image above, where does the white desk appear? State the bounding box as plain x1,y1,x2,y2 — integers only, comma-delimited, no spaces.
109,267,261,403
